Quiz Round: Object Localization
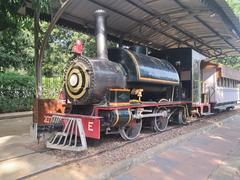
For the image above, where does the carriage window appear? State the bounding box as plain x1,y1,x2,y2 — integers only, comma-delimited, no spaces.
225,78,228,87
217,77,238,87
229,79,233,88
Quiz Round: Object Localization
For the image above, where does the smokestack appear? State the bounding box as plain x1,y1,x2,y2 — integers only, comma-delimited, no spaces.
94,9,108,60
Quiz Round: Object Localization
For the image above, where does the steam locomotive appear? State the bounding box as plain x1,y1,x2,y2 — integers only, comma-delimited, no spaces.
61,9,184,140
54,9,240,141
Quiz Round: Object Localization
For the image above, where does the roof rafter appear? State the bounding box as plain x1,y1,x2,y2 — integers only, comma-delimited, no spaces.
125,0,222,56
88,0,212,57
174,0,240,54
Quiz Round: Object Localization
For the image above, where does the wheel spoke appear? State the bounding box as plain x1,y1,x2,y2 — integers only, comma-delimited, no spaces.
151,108,168,132
119,119,142,141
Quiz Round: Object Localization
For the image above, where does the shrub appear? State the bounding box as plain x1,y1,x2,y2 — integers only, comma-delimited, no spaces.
0,72,35,113
0,72,64,113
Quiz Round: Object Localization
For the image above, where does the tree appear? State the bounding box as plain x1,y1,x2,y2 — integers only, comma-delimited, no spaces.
213,0,240,69
0,0,22,31
0,18,34,73
214,56,240,69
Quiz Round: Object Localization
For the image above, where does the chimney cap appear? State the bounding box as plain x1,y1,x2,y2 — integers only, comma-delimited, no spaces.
94,9,108,17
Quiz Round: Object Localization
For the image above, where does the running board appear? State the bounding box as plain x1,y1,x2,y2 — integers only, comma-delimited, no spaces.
201,112,214,116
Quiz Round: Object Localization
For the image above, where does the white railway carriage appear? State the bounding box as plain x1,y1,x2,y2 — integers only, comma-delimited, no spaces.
201,61,240,111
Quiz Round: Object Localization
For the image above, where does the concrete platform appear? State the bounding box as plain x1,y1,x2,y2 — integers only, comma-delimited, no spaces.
115,114,240,180
0,135,61,180
0,113,62,180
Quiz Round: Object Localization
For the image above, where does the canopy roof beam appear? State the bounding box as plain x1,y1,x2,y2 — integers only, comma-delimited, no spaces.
174,0,240,54
125,0,219,56
35,0,73,98
88,0,212,57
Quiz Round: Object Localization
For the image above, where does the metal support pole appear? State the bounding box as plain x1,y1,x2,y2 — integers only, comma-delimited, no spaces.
33,0,73,129
36,0,73,98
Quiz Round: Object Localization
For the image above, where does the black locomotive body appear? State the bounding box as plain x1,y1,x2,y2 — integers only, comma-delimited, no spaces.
65,48,180,105
61,9,194,140
108,48,179,101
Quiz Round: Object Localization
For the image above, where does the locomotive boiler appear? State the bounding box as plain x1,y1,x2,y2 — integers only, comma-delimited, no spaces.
64,9,180,106
64,10,126,105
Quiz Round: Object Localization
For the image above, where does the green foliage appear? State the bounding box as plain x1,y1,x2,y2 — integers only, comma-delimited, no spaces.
226,0,240,17
0,0,22,31
32,0,50,13
42,76,63,99
0,72,64,113
0,18,34,73
211,1,240,69
41,23,99,77
0,72,35,113
213,56,240,69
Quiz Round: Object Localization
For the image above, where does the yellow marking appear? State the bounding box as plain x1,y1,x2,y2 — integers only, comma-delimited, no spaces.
125,108,132,126
111,109,119,127
109,88,130,92
109,102,130,106
126,50,179,85
130,99,141,103
140,77,179,84
65,61,90,100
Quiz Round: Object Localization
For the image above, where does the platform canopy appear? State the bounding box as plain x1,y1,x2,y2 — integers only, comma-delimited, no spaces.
25,0,240,57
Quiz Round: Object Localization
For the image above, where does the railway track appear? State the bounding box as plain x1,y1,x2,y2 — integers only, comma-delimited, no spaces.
17,125,183,179
1,109,238,179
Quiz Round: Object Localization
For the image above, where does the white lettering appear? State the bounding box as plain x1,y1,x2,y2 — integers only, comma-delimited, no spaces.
88,121,94,132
